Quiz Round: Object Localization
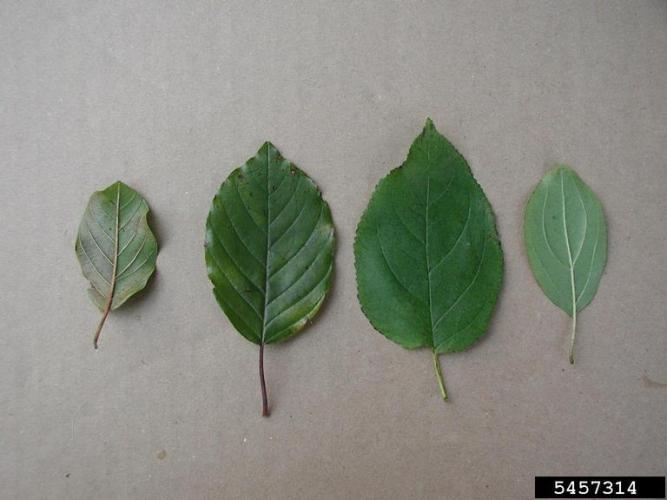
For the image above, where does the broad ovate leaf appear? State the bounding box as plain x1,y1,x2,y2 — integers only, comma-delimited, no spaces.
354,119,503,401
523,165,607,364
75,181,158,348
205,142,335,416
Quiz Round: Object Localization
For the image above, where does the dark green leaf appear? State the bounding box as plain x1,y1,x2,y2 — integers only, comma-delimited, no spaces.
205,142,335,416
354,119,503,400
523,165,607,364
75,181,158,348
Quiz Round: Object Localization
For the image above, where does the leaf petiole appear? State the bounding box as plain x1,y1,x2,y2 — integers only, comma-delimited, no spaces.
93,304,111,349
259,343,269,417
432,350,448,401
569,307,577,365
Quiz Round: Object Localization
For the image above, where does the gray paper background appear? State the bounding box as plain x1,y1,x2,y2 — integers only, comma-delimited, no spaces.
2,1,666,499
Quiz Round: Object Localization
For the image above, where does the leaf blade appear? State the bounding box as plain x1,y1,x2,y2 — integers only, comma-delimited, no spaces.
205,142,335,414
75,181,157,347
523,165,607,362
354,119,503,397
524,166,607,314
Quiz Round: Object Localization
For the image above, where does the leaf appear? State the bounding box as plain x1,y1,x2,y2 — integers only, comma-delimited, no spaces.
75,181,158,348
354,119,503,401
205,142,335,416
523,165,607,364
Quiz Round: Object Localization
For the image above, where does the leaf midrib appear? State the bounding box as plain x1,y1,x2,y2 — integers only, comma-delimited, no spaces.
109,185,121,302
260,149,272,344
560,170,577,315
425,176,435,338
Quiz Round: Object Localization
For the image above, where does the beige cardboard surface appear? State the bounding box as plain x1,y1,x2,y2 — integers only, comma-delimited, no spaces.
1,1,666,499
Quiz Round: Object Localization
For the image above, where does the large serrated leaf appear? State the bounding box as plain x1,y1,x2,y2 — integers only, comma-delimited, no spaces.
354,119,503,401
205,142,335,416
523,165,607,364
75,181,158,349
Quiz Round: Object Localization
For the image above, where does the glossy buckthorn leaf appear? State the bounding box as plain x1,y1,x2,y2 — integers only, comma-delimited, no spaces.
524,165,607,364
205,142,335,416
75,181,158,348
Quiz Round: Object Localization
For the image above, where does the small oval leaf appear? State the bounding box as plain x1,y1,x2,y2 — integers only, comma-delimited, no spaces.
354,119,503,401
523,165,607,364
205,142,335,416
75,181,158,348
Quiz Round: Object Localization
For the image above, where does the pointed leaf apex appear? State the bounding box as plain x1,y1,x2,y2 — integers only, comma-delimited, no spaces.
553,163,570,170
549,164,578,179
101,180,126,198
424,117,436,131
259,141,276,153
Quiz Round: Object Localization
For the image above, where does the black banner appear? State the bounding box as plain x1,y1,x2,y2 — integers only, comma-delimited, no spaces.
535,476,665,498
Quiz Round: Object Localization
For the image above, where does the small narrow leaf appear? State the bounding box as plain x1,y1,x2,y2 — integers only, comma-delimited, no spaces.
354,119,503,401
205,142,335,417
523,165,607,364
75,181,158,348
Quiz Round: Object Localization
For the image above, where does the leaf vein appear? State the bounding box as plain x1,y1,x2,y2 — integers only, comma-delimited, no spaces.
209,251,263,320
269,176,300,227
119,192,137,211
432,238,488,331
429,195,471,276
215,197,265,268
77,238,112,287
120,200,143,230
572,181,588,265
575,212,601,303
268,204,325,279
116,234,148,278
541,187,568,267
209,224,264,294
233,181,267,236
376,226,427,307
266,241,330,308
392,204,425,245
83,219,113,265
271,191,308,247
264,264,331,330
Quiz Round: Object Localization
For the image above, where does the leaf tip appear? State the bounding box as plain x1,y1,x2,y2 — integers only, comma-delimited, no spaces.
551,164,575,176
423,117,436,131
259,141,277,154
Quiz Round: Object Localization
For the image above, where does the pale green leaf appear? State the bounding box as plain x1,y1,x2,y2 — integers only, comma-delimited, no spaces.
524,165,607,364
